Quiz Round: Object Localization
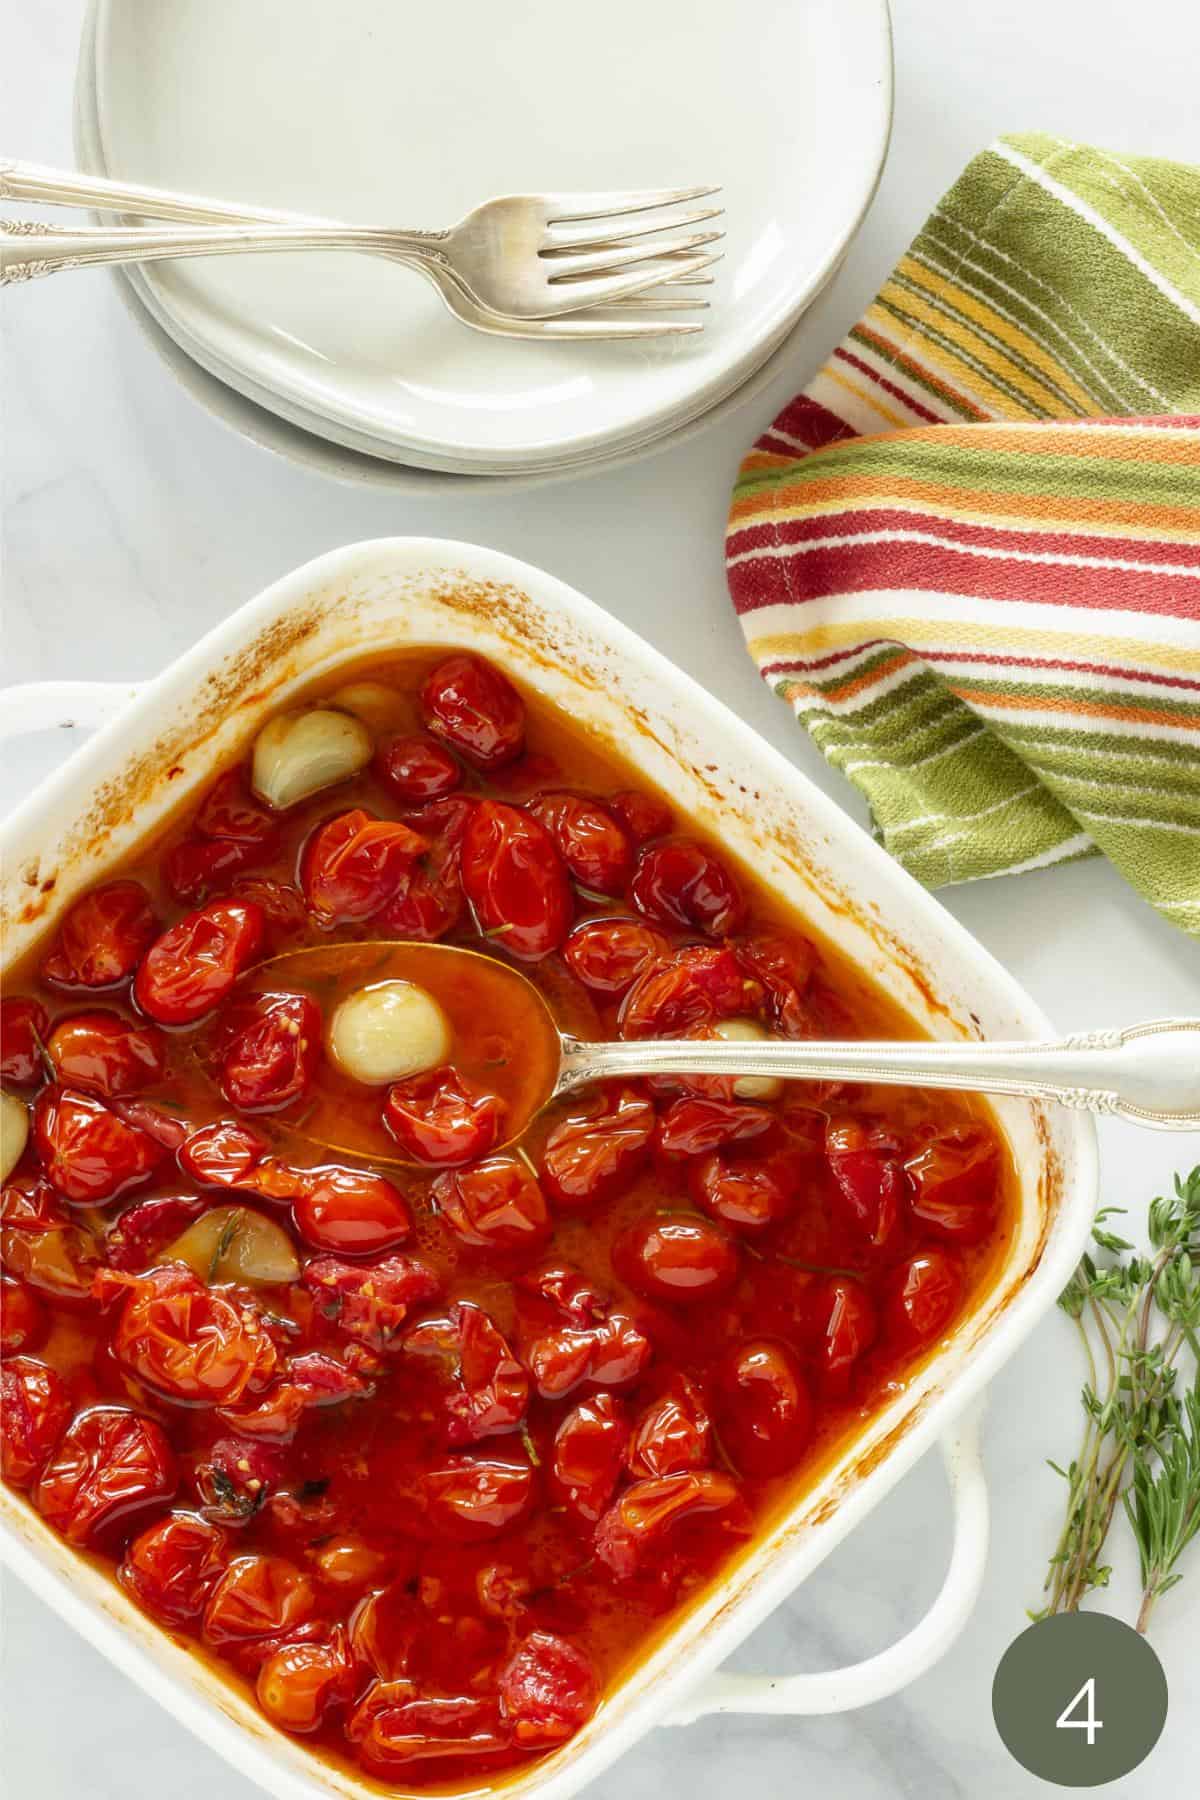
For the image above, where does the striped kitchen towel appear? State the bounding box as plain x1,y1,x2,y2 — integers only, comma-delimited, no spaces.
726,133,1200,937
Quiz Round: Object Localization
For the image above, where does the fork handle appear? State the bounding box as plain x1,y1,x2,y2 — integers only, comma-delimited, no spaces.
0,219,448,284
557,1018,1200,1130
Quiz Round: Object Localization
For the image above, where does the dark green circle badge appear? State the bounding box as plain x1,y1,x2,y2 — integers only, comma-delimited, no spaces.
992,1614,1168,1786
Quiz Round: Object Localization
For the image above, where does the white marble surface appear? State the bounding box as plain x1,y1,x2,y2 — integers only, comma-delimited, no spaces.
3,3,1200,1796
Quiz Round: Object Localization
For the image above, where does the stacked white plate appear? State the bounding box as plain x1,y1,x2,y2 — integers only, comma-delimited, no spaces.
77,0,892,489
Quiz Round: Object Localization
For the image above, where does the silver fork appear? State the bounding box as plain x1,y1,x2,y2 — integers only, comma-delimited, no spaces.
0,175,722,321
0,159,716,340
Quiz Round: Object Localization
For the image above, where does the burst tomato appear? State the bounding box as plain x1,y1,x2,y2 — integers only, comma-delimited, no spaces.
302,1254,440,1352
96,1264,278,1405
290,1165,412,1255
689,1150,798,1234
349,1688,510,1774
887,1251,961,1343
904,1127,999,1243
41,881,158,991
405,1302,529,1445
163,772,280,903
202,1552,318,1650
420,654,526,771
0,1274,46,1352
594,1470,749,1579
816,1277,878,1393
626,1374,710,1478
499,1631,598,1747
300,809,426,927
119,1510,230,1625
614,1215,740,1306
375,733,462,804
561,917,670,999
383,1068,504,1166
549,1393,628,1524
733,933,818,1036
630,840,745,939
432,1156,549,1255
460,801,572,961
33,1085,166,1204
516,1264,652,1400
257,1628,358,1734
218,990,321,1113
418,1452,535,1541
715,1339,812,1476
608,789,672,846
46,1011,167,1098
526,792,633,897
134,901,265,1025
541,1088,653,1209
179,1118,270,1189
376,797,473,941
104,1193,210,1271
655,1096,775,1159
620,944,751,1038
0,1179,102,1302
1,997,49,1085
35,1405,177,1546
827,1118,905,1253
0,1356,72,1486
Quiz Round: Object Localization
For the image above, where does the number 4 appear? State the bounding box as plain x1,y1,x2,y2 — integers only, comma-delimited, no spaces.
1057,1677,1103,1746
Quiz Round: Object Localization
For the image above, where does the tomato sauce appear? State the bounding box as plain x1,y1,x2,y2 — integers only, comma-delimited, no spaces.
0,649,1015,1789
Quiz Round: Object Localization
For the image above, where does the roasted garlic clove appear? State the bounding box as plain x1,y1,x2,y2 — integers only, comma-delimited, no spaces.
712,1017,784,1101
165,1204,301,1286
251,708,372,811
328,980,452,1086
0,1089,30,1184
327,681,408,734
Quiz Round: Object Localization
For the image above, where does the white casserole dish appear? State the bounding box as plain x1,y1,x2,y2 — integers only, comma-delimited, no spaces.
0,538,1097,1800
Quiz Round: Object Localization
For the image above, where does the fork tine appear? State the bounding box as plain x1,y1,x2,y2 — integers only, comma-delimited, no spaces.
540,251,723,313
604,292,710,310
543,184,721,224
536,315,705,339
543,231,724,279
546,206,723,249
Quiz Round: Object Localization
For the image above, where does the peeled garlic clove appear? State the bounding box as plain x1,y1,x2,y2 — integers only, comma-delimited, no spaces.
327,681,408,734
712,1018,784,1101
329,980,452,1086
165,1204,301,1286
0,1090,30,1183
251,708,372,811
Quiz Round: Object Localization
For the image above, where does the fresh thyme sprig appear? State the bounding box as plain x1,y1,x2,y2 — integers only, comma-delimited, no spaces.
1036,1167,1200,1631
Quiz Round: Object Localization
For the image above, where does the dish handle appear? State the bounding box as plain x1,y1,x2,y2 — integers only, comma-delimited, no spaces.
0,680,144,742
665,1397,988,1723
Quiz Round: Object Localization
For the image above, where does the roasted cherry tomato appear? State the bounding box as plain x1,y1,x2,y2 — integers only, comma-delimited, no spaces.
302,1255,441,1351
432,1156,549,1255
689,1150,798,1234
349,1688,510,1774
95,1264,278,1405
405,1302,529,1444
383,1068,504,1166
630,839,746,939
375,733,463,804
715,1339,812,1476
219,1352,373,1442
191,1434,288,1521
218,991,321,1113
614,1215,739,1306
594,1470,749,1579
655,1096,775,1160
561,917,670,1000
163,772,280,903
202,1552,317,1650
46,1011,167,1098
626,1373,710,1478
904,1126,999,1243
517,1264,652,1400
35,1405,177,1546
541,1087,654,1209
550,1393,628,1524
33,1085,166,1204
349,1581,429,1680
377,796,473,942
40,881,158,991
1,997,49,1085
526,792,634,898
257,1628,357,1734
418,1451,535,1541
608,789,672,846
887,1251,961,1344
119,1510,230,1625
420,653,526,771
0,1179,102,1302
816,1277,878,1393
0,1356,72,1486
290,1165,412,1256
733,933,818,1037
134,901,265,1025
179,1118,270,1189
827,1118,904,1253
0,1274,47,1352
498,1631,598,1747
104,1193,210,1272
620,944,751,1038
300,809,426,928
230,877,310,941
460,801,572,961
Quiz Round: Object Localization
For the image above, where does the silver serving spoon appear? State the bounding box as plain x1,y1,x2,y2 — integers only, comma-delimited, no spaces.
245,942,1200,1165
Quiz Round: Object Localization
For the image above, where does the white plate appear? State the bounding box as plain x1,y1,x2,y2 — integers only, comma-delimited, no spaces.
91,0,891,471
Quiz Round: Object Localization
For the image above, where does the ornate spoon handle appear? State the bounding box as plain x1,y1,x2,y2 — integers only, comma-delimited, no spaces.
556,1018,1200,1130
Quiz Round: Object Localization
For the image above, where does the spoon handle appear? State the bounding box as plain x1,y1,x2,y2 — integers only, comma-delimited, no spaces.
557,1018,1200,1131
